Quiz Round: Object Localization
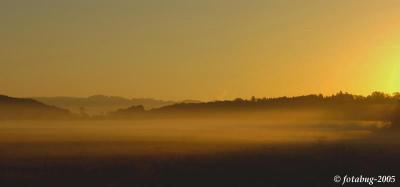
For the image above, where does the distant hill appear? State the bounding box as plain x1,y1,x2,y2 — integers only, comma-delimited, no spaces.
34,95,200,115
3,92,400,122
0,95,70,120
110,92,399,121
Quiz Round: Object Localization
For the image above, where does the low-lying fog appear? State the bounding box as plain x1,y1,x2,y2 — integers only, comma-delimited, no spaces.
0,117,389,157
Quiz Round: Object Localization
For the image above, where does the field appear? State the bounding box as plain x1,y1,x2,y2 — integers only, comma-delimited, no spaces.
1,119,399,187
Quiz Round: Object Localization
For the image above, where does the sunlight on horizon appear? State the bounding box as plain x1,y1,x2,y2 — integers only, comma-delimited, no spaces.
1,0,400,100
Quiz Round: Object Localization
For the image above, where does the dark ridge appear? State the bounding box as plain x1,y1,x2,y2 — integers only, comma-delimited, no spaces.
107,91,399,121
109,105,146,119
0,95,71,120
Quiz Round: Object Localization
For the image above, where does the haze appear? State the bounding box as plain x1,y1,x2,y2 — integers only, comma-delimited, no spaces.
1,0,400,100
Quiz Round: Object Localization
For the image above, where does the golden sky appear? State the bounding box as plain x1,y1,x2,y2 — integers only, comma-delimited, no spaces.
1,0,400,100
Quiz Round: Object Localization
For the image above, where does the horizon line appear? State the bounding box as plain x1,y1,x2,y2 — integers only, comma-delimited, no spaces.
2,90,400,103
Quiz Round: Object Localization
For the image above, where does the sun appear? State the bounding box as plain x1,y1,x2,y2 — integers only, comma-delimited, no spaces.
388,59,400,93
379,49,400,93
368,34,400,94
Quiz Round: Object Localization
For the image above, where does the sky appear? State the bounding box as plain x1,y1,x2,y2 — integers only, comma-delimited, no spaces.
1,0,400,101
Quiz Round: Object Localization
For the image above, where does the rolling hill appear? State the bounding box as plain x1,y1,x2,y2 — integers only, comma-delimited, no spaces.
0,95,71,119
